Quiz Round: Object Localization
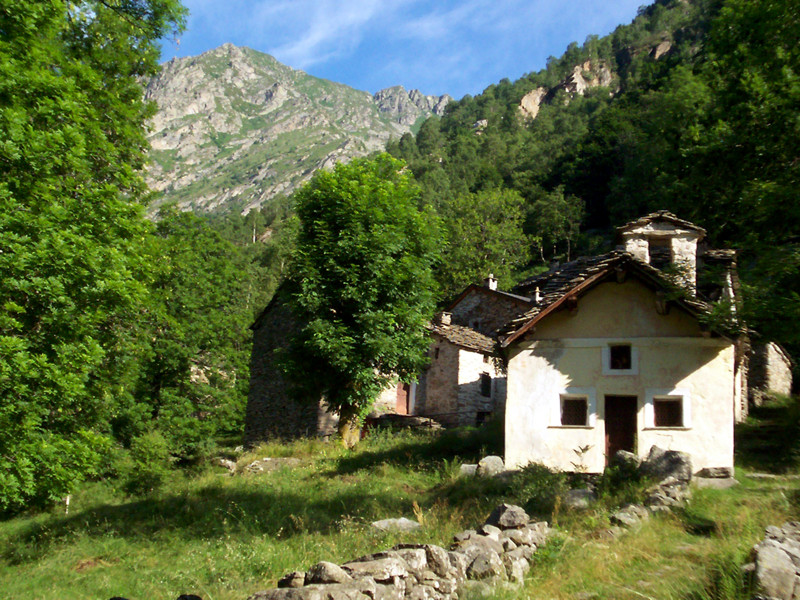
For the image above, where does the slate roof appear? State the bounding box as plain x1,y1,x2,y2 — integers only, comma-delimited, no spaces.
445,283,533,311
430,323,496,354
502,251,718,347
617,210,707,237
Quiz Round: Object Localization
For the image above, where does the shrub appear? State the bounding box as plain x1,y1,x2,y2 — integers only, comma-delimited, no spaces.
118,431,174,496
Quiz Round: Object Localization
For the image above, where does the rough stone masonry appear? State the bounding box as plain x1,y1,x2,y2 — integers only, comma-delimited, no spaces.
247,503,551,600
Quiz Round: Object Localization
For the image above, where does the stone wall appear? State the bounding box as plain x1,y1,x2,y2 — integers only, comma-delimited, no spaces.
244,296,337,445
750,342,794,404
247,504,550,600
449,288,530,336
421,338,460,426
455,350,505,427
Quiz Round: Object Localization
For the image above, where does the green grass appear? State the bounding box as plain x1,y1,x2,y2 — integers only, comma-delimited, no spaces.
1,401,798,600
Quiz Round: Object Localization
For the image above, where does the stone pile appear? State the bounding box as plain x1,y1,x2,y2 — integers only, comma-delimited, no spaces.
247,504,551,600
744,522,800,600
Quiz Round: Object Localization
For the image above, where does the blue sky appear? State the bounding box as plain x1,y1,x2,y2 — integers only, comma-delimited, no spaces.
160,1,649,99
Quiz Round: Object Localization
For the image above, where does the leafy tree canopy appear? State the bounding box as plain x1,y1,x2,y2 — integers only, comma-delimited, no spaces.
0,0,186,511
285,154,442,446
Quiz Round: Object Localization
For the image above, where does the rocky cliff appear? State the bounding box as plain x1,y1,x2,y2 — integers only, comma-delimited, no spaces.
145,44,450,213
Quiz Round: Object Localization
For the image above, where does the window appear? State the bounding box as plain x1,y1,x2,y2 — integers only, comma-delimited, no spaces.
610,345,632,370
645,388,691,429
561,396,588,426
434,347,440,359
480,373,492,397
654,397,683,427
649,238,672,269
602,343,638,375
475,411,490,426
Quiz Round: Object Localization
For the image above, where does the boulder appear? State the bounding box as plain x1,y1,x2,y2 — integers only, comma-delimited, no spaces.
423,545,451,579
610,450,640,470
278,572,306,588
755,540,797,600
694,477,739,490
305,561,352,585
476,456,504,477
610,504,649,528
459,464,478,477
371,517,421,532
639,446,692,483
484,504,529,530
563,488,596,510
342,557,409,583
696,467,733,479
466,551,506,581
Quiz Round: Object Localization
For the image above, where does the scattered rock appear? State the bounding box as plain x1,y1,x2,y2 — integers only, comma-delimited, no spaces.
610,504,649,528
696,467,733,479
371,517,421,532
611,450,640,470
694,477,739,490
485,503,529,529
248,503,553,600
244,457,302,473
476,456,505,477
305,562,352,585
278,572,306,588
563,488,596,510
639,446,692,484
459,464,478,477
212,457,236,473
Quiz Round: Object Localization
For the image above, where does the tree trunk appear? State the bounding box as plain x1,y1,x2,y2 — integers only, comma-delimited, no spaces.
338,405,362,448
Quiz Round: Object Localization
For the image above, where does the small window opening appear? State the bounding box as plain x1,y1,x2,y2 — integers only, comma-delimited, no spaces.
470,319,481,330
610,345,632,370
483,354,490,363
434,347,440,359
654,397,683,427
476,411,490,426
480,373,492,397
649,238,672,270
561,397,588,426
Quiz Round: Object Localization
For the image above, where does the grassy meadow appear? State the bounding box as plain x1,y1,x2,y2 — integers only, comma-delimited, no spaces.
1,398,799,600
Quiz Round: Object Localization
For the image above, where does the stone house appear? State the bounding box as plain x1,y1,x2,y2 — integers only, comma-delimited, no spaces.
246,211,791,473
500,211,749,473
749,342,794,404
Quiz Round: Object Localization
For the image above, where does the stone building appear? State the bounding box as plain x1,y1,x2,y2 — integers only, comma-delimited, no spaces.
750,342,794,403
501,211,749,473
246,211,789,473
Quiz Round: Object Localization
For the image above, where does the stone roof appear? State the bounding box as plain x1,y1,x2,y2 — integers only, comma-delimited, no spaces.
431,323,496,354
502,251,717,347
445,283,533,311
703,248,737,262
617,210,706,237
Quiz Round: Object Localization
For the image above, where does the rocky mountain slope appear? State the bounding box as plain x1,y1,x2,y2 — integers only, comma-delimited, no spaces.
145,43,450,213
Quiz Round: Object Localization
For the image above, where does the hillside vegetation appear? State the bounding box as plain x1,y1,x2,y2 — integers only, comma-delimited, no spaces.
1,404,799,599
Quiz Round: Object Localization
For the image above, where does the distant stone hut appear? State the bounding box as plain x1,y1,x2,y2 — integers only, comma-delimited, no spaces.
749,342,794,404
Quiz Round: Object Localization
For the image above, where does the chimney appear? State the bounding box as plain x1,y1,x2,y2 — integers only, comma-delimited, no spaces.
435,312,452,326
484,273,498,291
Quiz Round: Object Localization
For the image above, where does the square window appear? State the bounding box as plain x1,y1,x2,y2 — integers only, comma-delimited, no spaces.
649,238,672,269
654,397,683,427
480,373,492,397
561,397,588,426
475,411,490,426
610,345,632,370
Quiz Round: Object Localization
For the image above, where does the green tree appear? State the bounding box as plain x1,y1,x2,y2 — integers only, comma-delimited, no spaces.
286,154,442,447
116,208,256,460
438,188,532,295
0,0,186,511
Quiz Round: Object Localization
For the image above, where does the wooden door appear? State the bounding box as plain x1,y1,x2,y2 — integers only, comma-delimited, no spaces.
396,382,410,415
605,395,638,464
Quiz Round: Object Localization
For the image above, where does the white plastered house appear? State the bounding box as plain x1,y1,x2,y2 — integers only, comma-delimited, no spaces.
499,212,748,474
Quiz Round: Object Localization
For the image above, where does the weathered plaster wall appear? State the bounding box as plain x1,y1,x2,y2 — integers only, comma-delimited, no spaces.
504,279,735,473
450,289,529,335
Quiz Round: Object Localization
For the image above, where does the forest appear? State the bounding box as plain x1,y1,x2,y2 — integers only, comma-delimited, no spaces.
1,0,798,512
